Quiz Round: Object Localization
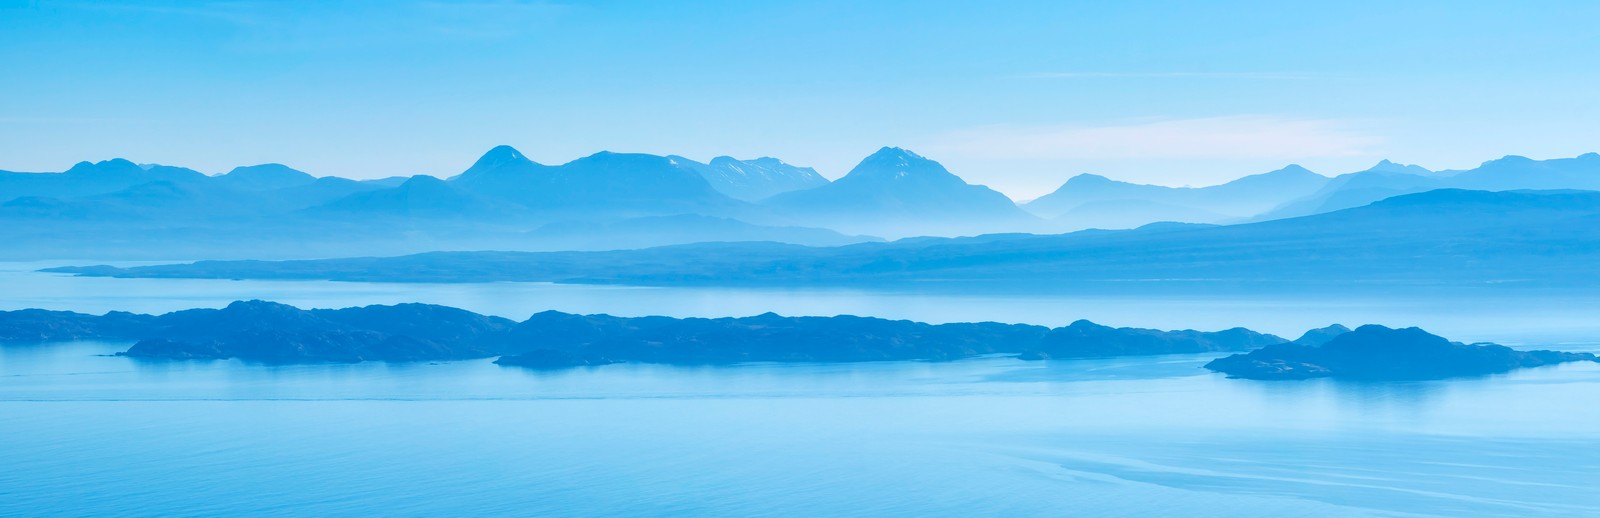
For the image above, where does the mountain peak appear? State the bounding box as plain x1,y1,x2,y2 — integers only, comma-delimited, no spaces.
65,158,144,176
744,157,789,167
399,175,447,188
1292,324,1352,346
467,145,534,172
1065,173,1115,184
1481,155,1534,168
1362,159,1431,175
688,155,827,201
1269,164,1314,175
866,146,926,163
841,147,958,184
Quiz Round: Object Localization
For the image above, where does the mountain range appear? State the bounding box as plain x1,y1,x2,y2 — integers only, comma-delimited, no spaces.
763,147,1039,236
1024,153,1600,230
667,155,828,201
1024,164,1329,226
1256,153,1600,219
53,188,1600,294
4,147,1599,260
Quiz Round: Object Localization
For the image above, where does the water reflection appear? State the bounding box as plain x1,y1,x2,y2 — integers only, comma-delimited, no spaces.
2,341,1598,515
6,261,1600,344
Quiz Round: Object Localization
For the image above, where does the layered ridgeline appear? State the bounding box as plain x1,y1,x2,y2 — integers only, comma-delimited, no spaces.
2,301,1590,379
1024,153,1600,229
6,148,1599,259
666,155,829,201
762,147,1041,237
1024,164,1330,228
1256,153,1600,220
0,147,880,259
58,189,1600,290
0,146,1045,259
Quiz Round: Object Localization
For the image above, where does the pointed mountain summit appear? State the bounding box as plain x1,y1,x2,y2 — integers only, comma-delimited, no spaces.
464,145,536,175
669,154,828,201
833,147,967,187
762,147,1034,237
449,145,552,201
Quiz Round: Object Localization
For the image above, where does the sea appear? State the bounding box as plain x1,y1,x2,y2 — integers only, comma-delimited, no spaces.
2,261,1597,517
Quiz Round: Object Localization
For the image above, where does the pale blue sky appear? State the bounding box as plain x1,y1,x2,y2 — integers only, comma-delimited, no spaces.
3,0,1598,197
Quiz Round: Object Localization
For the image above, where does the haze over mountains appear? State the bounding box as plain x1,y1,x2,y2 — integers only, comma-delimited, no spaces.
763,147,1039,236
2,145,1599,261
1024,164,1329,227
55,188,1600,294
1257,153,1600,220
1024,153,1600,229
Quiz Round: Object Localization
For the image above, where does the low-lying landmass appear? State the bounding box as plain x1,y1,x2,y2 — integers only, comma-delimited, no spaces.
1,300,1271,364
1204,324,1596,380
1,301,1592,379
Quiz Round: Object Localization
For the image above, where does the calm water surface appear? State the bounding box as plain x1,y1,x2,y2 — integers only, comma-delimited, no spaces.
3,261,1599,516
5,261,1600,347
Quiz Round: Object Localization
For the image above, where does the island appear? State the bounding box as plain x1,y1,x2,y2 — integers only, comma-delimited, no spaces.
3,302,1594,380
1018,319,1283,359
0,308,157,342
1204,324,1597,380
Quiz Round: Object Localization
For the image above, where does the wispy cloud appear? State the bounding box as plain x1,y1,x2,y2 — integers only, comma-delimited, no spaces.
925,116,1381,160
1021,71,1333,80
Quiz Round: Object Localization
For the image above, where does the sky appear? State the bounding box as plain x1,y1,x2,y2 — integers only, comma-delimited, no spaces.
2,0,1598,198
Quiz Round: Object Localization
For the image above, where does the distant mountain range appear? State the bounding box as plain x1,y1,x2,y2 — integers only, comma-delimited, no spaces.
0,147,872,258
447,146,745,218
1024,153,1600,230
667,155,828,201
3,147,1599,260
1256,153,1600,219
55,188,1600,293
1025,164,1329,225
763,147,1039,237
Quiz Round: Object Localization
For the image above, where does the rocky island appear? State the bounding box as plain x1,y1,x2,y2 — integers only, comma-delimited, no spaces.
1018,319,1283,359
1,301,1273,365
3,302,1594,380
1204,324,1596,380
